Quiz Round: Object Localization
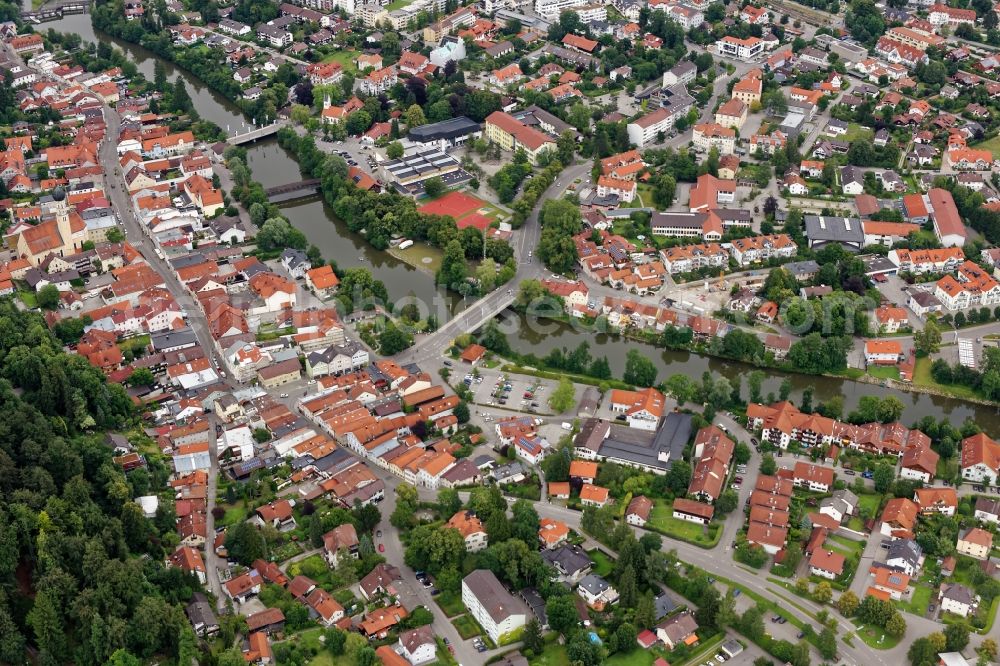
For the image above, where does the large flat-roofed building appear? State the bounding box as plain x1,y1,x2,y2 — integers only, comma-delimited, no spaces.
804,215,865,251
462,570,528,644
572,414,692,475
381,146,469,196
406,116,482,152
484,111,556,163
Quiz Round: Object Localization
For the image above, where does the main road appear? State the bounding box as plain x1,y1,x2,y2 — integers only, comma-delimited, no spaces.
395,159,593,365
96,96,235,609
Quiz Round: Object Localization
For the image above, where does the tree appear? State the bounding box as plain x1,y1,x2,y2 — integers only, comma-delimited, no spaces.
546,594,579,635
437,239,467,287
635,591,656,629
914,318,942,356
386,141,404,159
910,634,947,666
885,611,906,638
665,460,692,494
128,367,155,387
873,462,895,493
716,489,738,515
760,453,776,476
817,626,837,660
523,618,544,654
837,590,859,616
423,176,445,198
379,323,413,355
813,581,833,604
404,104,427,128
310,514,324,549
548,377,575,412
454,401,470,424
944,622,969,652
624,349,657,386
37,284,60,310
226,520,267,565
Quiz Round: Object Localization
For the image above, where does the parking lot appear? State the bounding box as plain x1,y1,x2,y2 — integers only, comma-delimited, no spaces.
463,367,558,416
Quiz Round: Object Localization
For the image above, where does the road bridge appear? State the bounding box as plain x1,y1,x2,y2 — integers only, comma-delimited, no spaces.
227,121,284,145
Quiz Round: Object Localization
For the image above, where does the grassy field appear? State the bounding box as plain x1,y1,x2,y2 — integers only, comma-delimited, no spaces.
587,548,615,577
854,622,901,650
435,591,465,618
452,614,483,639
973,134,1000,155
17,289,37,308
321,49,362,73
530,642,572,666
843,123,874,144
219,503,248,527
912,356,981,400
897,584,933,616
388,242,443,275
648,499,720,546
826,534,864,558
867,365,900,380
635,183,658,209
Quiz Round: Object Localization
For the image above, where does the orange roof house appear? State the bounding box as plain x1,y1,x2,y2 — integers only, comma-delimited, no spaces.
569,460,599,481
538,518,570,547
580,483,610,506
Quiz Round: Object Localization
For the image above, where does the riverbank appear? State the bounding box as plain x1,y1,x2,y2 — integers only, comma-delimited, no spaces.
387,243,443,276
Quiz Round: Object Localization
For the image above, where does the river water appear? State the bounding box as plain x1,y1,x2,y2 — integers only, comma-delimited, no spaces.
46,13,458,310
42,13,1000,431
502,312,1000,432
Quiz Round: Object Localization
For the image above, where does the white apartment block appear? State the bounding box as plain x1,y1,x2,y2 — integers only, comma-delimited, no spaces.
534,0,587,20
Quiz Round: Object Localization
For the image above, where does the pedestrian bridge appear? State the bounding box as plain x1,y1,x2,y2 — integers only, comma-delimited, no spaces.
264,179,321,202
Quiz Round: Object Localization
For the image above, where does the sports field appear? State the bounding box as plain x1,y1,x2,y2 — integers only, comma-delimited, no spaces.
417,191,502,230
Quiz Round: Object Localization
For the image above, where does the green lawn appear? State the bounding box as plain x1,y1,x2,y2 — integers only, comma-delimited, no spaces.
897,584,933,616
320,49,362,73
435,591,465,618
913,356,980,401
530,642,572,666
867,365,900,380
587,548,615,577
635,183,659,209
843,123,874,144
648,499,720,546
219,503,248,527
389,242,443,275
973,134,1000,155
856,493,882,519
854,623,901,650
451,614,482,639
384,0,414,9
827,534,864,558
604,649,659,666
17,289,37,308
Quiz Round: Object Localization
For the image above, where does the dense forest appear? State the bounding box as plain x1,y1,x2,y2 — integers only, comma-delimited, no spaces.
0,301,198,666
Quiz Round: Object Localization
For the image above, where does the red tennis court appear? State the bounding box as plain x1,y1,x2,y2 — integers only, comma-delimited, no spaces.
418,191,485,219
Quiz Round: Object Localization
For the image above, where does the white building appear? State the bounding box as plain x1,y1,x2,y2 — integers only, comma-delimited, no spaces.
534,0,587,20
461,570,528,644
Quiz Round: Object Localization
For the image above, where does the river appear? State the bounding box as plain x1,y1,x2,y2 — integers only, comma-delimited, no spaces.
40,13,1000,431
44,12,459,311
503,311,1000,432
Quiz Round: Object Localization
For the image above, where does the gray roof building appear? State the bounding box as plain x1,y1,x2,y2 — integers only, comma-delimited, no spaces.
804,214,865,251
462,569,528,624
541,544,593,580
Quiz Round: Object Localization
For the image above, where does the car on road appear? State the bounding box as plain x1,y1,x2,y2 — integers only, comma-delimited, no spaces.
751,438,758,446
862,470,874,479
796,631,806,639
376,529,382,537
844,469,856,475
928,603,936,612
280,393,289,398
378,544,384,552
443,360,453,366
